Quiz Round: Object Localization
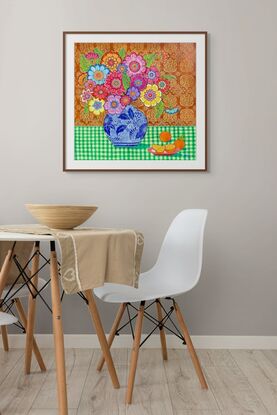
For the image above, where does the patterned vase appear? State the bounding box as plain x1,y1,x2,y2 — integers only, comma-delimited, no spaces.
103,105,148,147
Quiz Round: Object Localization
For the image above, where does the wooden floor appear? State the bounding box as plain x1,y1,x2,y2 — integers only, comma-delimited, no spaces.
0,348,277,414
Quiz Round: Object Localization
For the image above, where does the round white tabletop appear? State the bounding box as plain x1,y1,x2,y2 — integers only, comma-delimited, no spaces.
0,232,55,242
0,311,18,326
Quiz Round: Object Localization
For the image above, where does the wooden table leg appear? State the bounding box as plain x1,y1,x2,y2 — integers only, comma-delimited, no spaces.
1,325,9,351
14,298,46,372
0,243,16,353
50,241,68,415
84,290,120,389
156,299,168,361
97,303,126,372
25,241,41,374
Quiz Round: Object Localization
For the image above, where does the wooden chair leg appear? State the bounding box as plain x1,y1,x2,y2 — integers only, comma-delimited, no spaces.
50,241,68,415
84,290,120,389
14,298,46,372
97,303,126,372
1,325,9,351
25,241,40,374
126,300,145,405
0,245,15,299
174,301,208,389
156,299,168,361
0,245,16,353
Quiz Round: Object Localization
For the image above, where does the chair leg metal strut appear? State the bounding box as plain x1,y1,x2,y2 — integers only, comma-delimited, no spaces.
97,297,208,404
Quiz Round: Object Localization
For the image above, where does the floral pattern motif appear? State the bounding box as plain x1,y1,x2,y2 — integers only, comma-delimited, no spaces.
127,86,140,101
104,95,124,115
140,84,162,107
105,72,124,96
92,85,109,100
88,97,105,115
102,52,121,71
145,66,160,84
120,95,131,107
157,78,170,94
123,53,146,76
84,80,96,92
131,74,147,91
76,43,196,126
88,64,110,85
81,90,92,102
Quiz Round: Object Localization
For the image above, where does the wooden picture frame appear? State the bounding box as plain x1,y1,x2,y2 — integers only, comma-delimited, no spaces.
63,31,207,171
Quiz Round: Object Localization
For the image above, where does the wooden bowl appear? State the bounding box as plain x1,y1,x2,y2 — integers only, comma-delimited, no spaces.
25,204,98,229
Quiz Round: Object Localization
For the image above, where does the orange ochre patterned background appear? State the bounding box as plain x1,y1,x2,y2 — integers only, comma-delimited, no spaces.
74,42,196,126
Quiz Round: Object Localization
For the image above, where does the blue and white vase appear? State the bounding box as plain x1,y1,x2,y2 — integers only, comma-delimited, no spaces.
103,105,148,147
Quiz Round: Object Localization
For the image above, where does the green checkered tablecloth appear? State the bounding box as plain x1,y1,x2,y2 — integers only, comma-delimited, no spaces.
75,125,196,161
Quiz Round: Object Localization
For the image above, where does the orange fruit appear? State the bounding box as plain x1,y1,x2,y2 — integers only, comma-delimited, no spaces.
160,131,172,142
174,138,185,149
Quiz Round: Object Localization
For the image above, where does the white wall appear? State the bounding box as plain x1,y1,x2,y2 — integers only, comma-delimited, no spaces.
0,0,276,335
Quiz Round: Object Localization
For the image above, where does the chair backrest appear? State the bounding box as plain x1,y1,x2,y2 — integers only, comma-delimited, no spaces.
153,209,208,294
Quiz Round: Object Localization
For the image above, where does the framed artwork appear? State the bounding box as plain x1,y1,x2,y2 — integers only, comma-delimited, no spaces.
63,32,207,171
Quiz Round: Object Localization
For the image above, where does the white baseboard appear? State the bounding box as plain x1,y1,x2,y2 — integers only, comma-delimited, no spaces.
2,334,277,350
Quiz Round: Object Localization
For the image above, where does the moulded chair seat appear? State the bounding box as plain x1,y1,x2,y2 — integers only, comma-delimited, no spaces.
94,209,207,304
94,269,196,303
1,277,47,301
0,311,18,326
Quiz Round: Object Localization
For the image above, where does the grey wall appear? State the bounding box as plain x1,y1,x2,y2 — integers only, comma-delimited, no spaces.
0,0,276,336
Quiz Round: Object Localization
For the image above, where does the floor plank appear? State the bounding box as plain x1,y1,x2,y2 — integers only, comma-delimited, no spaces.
205,350,269,415
77,348,127,415
28,410,77,415
0,349,24,385
174,411,222,415
231,350,277,415
31,348,93,410
0,348,277,415
0,349,54,415
165,349,219,413
126,348,174,415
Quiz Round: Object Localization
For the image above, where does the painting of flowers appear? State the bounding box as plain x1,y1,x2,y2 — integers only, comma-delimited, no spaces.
63,32,207,170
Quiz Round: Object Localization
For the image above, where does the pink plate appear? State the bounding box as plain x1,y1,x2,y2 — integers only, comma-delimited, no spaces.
147,147,181,156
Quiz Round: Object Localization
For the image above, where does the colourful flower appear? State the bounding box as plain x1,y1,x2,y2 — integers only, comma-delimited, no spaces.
88,64,110,85
145,66,160,84
127,86,140,101
117,63,127,73
102,52,121,71
105,71,124,95
157,78,170,94
81,90,92,103
123,52,146,76
84,80,96,92
120,95,131,107
104,95,124,115
88,97,105,115
92,85,109,100
140,84,162,107
130,74,147,91
85,52,98,60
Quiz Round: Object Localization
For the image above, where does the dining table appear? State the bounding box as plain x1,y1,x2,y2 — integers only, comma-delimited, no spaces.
0,228,143,415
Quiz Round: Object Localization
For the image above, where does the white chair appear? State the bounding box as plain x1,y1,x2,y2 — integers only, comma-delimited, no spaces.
94,209,208,404
0,242,47,373
0,311,17,326
0,309,18,345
